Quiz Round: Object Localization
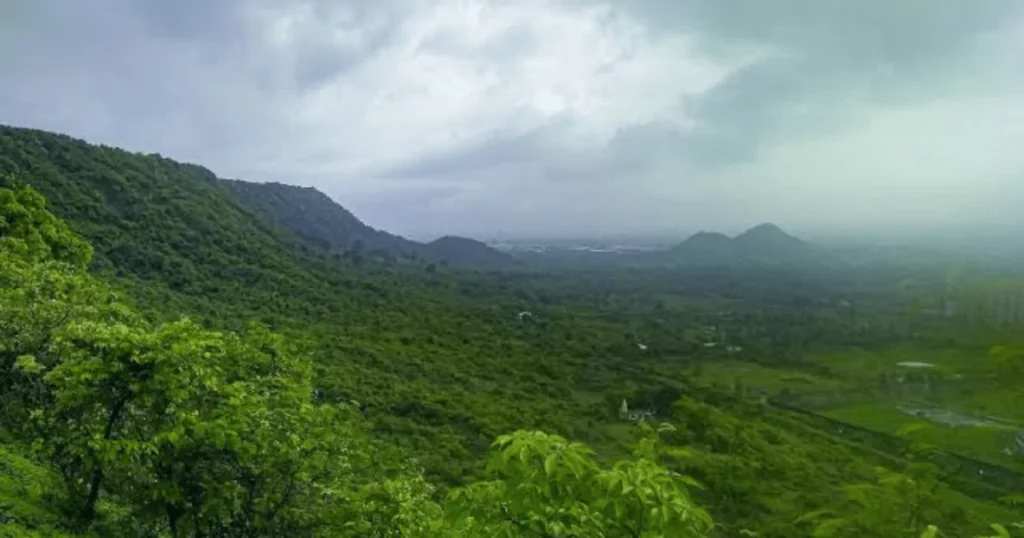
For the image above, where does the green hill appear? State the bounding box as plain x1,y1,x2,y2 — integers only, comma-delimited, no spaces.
224,179,514,269
666,223,831,267
668,231,741,266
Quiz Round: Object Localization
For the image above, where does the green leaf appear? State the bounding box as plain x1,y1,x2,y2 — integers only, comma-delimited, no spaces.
544,452,558,476
812,518,850,538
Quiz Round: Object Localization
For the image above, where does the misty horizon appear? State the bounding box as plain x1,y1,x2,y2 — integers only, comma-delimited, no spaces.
2,0,1023,240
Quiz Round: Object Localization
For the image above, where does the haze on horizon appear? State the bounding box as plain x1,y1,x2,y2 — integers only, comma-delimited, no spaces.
2,0,1022,241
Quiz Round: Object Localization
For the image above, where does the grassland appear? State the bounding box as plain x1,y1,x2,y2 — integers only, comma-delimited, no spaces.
687,358,847,394
691,345,1023,471
823,402,1020,468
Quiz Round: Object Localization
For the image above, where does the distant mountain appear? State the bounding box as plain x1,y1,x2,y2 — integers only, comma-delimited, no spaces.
426,236,517,269
667,223,828,267
224,180,514,269
667,231,740,266
733,223,821,263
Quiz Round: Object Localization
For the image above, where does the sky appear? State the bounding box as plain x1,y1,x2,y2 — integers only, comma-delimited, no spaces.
1,0,1022,241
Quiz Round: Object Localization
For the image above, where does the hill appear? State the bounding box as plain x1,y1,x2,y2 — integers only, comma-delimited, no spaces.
733,222,820,263
520,225,831,270
223,179,417,254
668,231,740,266
224,179,513,269
426,235,518,269
0,124,510,273
667,223,828,267
0,125,328,294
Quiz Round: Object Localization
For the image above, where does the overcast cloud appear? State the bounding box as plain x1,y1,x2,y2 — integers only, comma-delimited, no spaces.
1,0,1022,240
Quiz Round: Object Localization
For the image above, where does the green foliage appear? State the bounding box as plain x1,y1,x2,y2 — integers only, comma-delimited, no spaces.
0,173,91,269
0,444,84,538
976,523,1012,538
35,317,362,535
800,466,954,538
0,172,721,537
446,430,711,537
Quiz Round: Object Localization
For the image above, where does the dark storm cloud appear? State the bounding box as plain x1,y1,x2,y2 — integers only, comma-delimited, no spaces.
609,0,1024,168
622,0,1020,65
504,0,1024,175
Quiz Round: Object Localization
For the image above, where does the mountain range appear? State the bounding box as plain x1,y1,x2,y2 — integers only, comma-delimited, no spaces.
0,124,513,272
0,123,835,274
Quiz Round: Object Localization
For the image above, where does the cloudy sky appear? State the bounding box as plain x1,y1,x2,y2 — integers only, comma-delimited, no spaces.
2,0,1022,240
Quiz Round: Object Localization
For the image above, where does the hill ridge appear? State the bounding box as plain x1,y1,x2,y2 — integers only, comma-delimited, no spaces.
224,179,513,268
667,223,824,267
0,123,511,270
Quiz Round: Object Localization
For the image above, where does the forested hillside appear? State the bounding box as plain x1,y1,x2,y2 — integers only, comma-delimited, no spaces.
223,179,420,256
1,125,1022,537
223,179,513,269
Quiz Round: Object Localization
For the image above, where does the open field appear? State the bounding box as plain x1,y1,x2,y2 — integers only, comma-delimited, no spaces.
691,345,1023,471
687,358,848,394
823,401,1021,469
810,345,996,384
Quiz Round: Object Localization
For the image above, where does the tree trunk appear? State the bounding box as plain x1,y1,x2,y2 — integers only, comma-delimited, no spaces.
79,395,129,522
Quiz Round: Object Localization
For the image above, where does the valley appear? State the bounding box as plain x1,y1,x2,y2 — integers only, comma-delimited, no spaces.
0,124,1022,537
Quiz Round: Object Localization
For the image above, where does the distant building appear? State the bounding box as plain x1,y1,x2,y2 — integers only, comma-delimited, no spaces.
619,399,655,423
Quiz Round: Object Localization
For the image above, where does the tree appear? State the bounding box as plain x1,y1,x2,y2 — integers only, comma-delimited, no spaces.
1,179,126,437
29,317,369,536
0,174,92,269
445,429,711,537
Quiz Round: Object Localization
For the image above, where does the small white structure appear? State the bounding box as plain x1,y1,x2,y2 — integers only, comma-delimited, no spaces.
637,343,648,351
516,311,533,321
619,399,654,423
897,361,935,368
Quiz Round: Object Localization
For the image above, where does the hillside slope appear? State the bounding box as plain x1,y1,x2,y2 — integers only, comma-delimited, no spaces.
0,125,330,292
0,124,665,483
224,179,415,254
224,179,514,269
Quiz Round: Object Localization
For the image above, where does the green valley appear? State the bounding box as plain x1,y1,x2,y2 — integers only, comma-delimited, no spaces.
1,125,1022,537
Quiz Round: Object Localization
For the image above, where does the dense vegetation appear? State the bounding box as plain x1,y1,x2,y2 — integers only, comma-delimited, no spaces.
223,179,514,269
1,125,1022,537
